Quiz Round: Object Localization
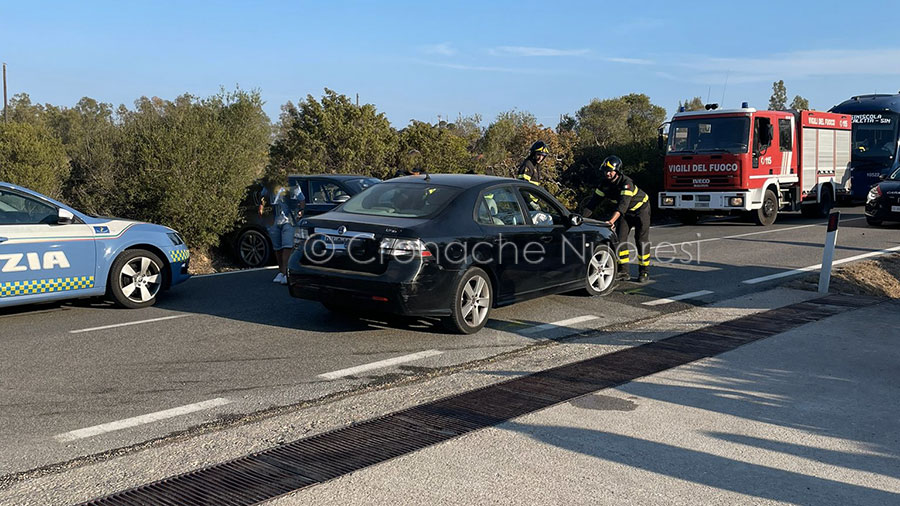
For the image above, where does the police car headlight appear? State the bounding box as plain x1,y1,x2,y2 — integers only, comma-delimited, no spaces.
167,232,184,245
662,196,675,206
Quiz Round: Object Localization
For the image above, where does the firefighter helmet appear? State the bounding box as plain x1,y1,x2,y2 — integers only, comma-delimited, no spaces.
529,140,550,158
600,155,623,175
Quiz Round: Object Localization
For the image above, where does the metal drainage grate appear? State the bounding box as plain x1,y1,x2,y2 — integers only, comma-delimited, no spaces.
80,294,876,506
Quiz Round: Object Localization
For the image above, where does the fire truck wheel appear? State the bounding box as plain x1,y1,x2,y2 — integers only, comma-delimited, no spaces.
754,189,778,226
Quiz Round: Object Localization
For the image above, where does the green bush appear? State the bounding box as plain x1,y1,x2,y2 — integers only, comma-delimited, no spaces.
115,89,270,249
0,121,70,198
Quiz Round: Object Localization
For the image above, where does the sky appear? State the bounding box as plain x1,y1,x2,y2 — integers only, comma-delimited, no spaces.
2,0,899,127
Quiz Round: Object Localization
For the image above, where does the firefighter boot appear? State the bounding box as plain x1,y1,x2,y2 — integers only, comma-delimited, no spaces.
616,267,630,282
637,267,650,283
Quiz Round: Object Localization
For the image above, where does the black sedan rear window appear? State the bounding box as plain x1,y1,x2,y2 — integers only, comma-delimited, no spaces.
341,182,460,218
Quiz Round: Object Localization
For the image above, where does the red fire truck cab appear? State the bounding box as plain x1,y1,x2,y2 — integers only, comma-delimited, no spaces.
658,106,852,225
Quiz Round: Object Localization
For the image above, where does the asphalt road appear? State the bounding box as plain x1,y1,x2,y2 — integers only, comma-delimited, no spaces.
1,205,897,480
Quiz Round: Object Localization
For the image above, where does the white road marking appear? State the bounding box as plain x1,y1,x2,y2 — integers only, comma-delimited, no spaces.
642,290,715,306
54,398,232,442
520,315,600,334
653,217,866,251
69,314,192,334
742,245,900,285
318,350,444,380
193,266,278,278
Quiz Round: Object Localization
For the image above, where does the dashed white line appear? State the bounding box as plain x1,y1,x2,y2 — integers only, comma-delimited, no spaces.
742,245,900,285
54,398,232,442
318,350,444,380
520,315,600,334
642,290,715,306
69,314,192,334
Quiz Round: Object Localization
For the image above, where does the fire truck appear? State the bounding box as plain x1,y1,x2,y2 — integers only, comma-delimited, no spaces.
657,103,852,225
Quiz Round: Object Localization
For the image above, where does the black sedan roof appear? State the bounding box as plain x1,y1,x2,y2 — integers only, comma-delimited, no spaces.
387,174,517,189
289,174,381,181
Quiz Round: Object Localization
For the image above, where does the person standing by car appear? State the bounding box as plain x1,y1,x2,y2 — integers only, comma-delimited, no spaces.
581,155,651,283
517,141,550,186
260,178,305,284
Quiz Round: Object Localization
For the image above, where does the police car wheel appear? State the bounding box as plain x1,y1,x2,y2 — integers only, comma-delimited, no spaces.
109,249,164,309
584,244,617,296
445,267,492,334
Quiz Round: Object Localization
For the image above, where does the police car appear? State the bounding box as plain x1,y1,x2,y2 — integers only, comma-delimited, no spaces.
1,182,191,309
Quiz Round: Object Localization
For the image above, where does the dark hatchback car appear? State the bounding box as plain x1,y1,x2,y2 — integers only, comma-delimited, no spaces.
865,167,900,226
229,175,380,267
288,174,619,334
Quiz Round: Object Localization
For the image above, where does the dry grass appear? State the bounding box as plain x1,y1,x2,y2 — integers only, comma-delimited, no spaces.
187,246,245,275
790,254,900,298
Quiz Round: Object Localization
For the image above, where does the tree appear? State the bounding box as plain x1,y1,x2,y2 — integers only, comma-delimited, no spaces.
6,93,47,126
678,96,705,112
790,95,810,111
398,120,471,174
0,121,70,198
268,88,398,181
116,88,271,249
769,80,787,110
575,93,666,148
557,114,576,133
42,97,122,215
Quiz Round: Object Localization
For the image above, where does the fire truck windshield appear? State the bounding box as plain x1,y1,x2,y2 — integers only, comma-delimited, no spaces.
668,117,750,154
852,113,898,162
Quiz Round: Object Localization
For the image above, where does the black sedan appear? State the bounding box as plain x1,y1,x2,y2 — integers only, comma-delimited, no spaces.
865,168,900,226
288,174,619,334
230,174,380,267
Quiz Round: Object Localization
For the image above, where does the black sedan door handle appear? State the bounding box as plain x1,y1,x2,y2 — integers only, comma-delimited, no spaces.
540,235,553,243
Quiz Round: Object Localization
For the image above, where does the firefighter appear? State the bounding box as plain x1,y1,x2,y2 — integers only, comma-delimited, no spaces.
517,141,550,186
581,155,652,283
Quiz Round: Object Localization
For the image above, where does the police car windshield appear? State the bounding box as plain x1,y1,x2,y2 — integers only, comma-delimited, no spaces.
851,114,898,161
341,182,460,218
668,117,750,154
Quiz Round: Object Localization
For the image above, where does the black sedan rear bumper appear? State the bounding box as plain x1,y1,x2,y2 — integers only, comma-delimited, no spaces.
287,254,461,317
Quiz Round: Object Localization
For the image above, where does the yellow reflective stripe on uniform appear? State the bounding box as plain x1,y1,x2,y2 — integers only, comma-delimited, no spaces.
604,161,616,170
618,250,630,257
518,174,532,181
639,253,651,266
629,195,649,211
620,188,638,197
594,189,605,197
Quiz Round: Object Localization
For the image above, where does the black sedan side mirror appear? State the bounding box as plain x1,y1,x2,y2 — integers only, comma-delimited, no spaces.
568,213,584,227
879,174,888,181
333,194,351,203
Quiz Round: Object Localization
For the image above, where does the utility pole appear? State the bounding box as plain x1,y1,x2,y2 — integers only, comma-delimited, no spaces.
2,63,7,123
356,93,359,107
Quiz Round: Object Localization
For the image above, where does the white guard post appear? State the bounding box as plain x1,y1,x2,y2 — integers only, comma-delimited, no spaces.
818,211,840,294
